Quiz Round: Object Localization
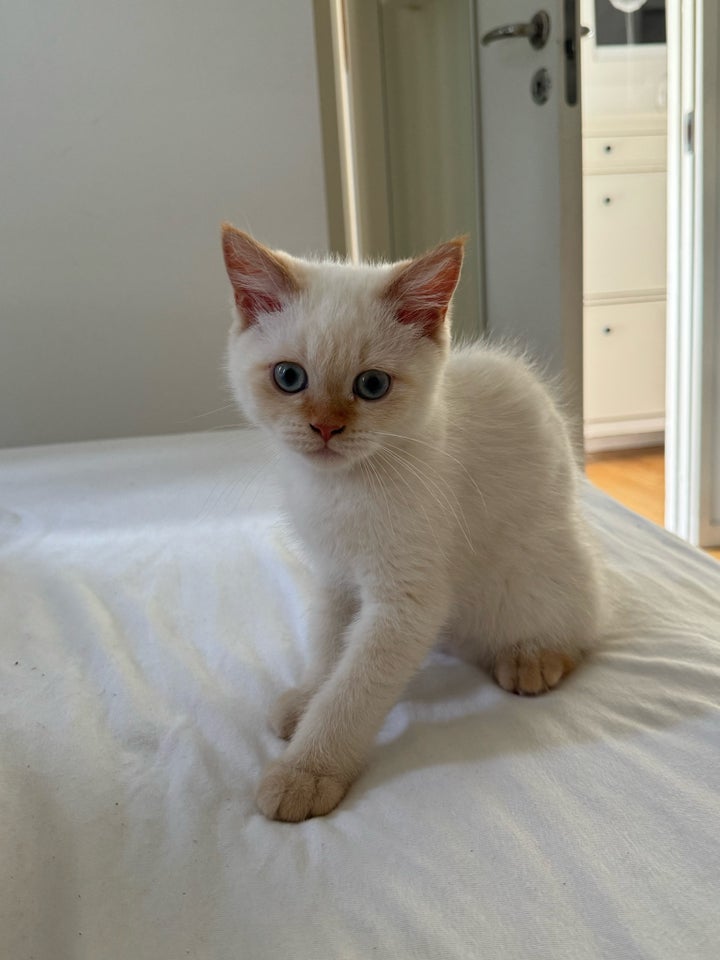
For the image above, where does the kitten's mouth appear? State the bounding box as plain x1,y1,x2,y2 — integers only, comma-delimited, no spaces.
306,446,343,461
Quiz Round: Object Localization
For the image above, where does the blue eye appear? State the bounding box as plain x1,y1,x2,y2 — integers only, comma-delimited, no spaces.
354,370,391,401
273,362,308,393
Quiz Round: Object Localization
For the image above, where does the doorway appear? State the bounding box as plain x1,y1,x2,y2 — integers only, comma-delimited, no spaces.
580,0,668,455
579,0,673,531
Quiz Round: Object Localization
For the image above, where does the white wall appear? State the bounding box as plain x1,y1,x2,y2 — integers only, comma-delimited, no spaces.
0,0,328,448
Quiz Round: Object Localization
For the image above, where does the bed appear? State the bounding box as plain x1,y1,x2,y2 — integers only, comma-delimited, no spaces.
2,428,719,959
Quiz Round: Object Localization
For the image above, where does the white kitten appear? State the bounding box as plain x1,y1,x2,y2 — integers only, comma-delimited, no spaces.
221,224,603,822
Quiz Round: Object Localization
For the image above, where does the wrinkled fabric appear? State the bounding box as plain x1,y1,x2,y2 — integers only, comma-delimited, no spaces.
1,430,719,960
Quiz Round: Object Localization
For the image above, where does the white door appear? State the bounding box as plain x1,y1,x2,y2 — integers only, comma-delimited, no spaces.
665,0,720,548
340,0,584,440
477,1,584,438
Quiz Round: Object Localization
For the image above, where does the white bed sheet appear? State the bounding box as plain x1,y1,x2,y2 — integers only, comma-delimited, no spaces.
1,429,719,960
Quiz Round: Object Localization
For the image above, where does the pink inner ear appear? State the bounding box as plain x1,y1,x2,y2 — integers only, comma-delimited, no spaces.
234,287,282,321
221,225,299,326
384,239,464,336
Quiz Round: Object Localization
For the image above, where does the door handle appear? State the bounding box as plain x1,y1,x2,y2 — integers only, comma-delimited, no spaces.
481,10,550,50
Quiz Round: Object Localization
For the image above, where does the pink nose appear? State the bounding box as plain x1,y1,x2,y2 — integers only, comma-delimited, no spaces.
309,422,346,444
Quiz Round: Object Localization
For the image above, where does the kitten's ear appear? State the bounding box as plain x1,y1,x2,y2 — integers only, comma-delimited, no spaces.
221,223,300,328
382,238,465,337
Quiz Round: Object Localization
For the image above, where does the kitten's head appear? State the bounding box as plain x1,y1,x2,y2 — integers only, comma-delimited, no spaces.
221,224,464,468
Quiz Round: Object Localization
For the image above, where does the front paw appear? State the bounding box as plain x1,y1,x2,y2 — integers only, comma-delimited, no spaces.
256,760,350,822
493,647,577,695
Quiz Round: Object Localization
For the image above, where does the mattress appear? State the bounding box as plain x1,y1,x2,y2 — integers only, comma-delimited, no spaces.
2,429,719,960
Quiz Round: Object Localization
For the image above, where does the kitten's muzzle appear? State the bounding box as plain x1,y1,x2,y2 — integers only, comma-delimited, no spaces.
309,422,346,444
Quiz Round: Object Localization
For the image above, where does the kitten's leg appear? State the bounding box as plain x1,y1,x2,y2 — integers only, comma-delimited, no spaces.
258,591,447,821
270,583,356,740
485,538,600,696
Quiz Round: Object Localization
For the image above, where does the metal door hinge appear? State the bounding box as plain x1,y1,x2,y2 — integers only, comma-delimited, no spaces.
685,111,695,153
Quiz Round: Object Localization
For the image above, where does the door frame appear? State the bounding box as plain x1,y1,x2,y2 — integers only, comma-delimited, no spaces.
665,0,720,547
329,0,394,261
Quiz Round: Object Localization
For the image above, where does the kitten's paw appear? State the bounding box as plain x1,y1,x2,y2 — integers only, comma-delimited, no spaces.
269,687,313,740
256,761,350,822
493,648,577,696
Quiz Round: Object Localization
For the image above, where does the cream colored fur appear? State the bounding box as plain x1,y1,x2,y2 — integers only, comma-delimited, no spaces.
222,226,603,822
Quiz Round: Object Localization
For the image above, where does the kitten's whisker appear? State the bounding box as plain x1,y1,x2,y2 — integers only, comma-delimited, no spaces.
180,401,238,423
361,457,397,539
383,432,487,509
381,442,477,544
381,441,469,513
196,477,237,521
378,441,468,519
373,431,488,513
377,445,476,554
246,451,279,511
198,423,246,433
372,450,449,563
194,441,276,522
384,449,475,552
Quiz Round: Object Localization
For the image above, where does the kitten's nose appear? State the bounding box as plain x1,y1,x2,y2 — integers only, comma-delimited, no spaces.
309,422,346,444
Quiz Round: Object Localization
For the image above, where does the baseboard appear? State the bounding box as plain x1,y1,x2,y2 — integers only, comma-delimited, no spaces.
584,416,665,453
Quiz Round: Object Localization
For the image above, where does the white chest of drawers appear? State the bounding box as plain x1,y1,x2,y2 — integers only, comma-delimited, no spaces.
582,118,667,450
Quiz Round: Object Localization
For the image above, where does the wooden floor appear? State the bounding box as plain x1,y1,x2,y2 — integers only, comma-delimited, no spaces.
585,447,720,561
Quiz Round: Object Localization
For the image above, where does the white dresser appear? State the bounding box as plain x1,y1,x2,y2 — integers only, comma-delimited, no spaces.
582,115,667,451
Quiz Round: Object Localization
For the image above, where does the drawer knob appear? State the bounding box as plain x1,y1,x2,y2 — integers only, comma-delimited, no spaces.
602,325,612,335
602,196,612,205
603,144,613,153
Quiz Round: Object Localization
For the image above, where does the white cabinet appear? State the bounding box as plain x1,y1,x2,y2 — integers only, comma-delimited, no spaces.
582,122,667,450
584,301,666,423
583,135,667,175
584,171,667,296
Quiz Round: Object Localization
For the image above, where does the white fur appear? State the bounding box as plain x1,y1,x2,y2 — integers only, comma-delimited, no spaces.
223,235,603,821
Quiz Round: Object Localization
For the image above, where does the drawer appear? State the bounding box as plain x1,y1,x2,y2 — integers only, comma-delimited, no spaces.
583,135,666,174
584,301,666,423
583,172,666,297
